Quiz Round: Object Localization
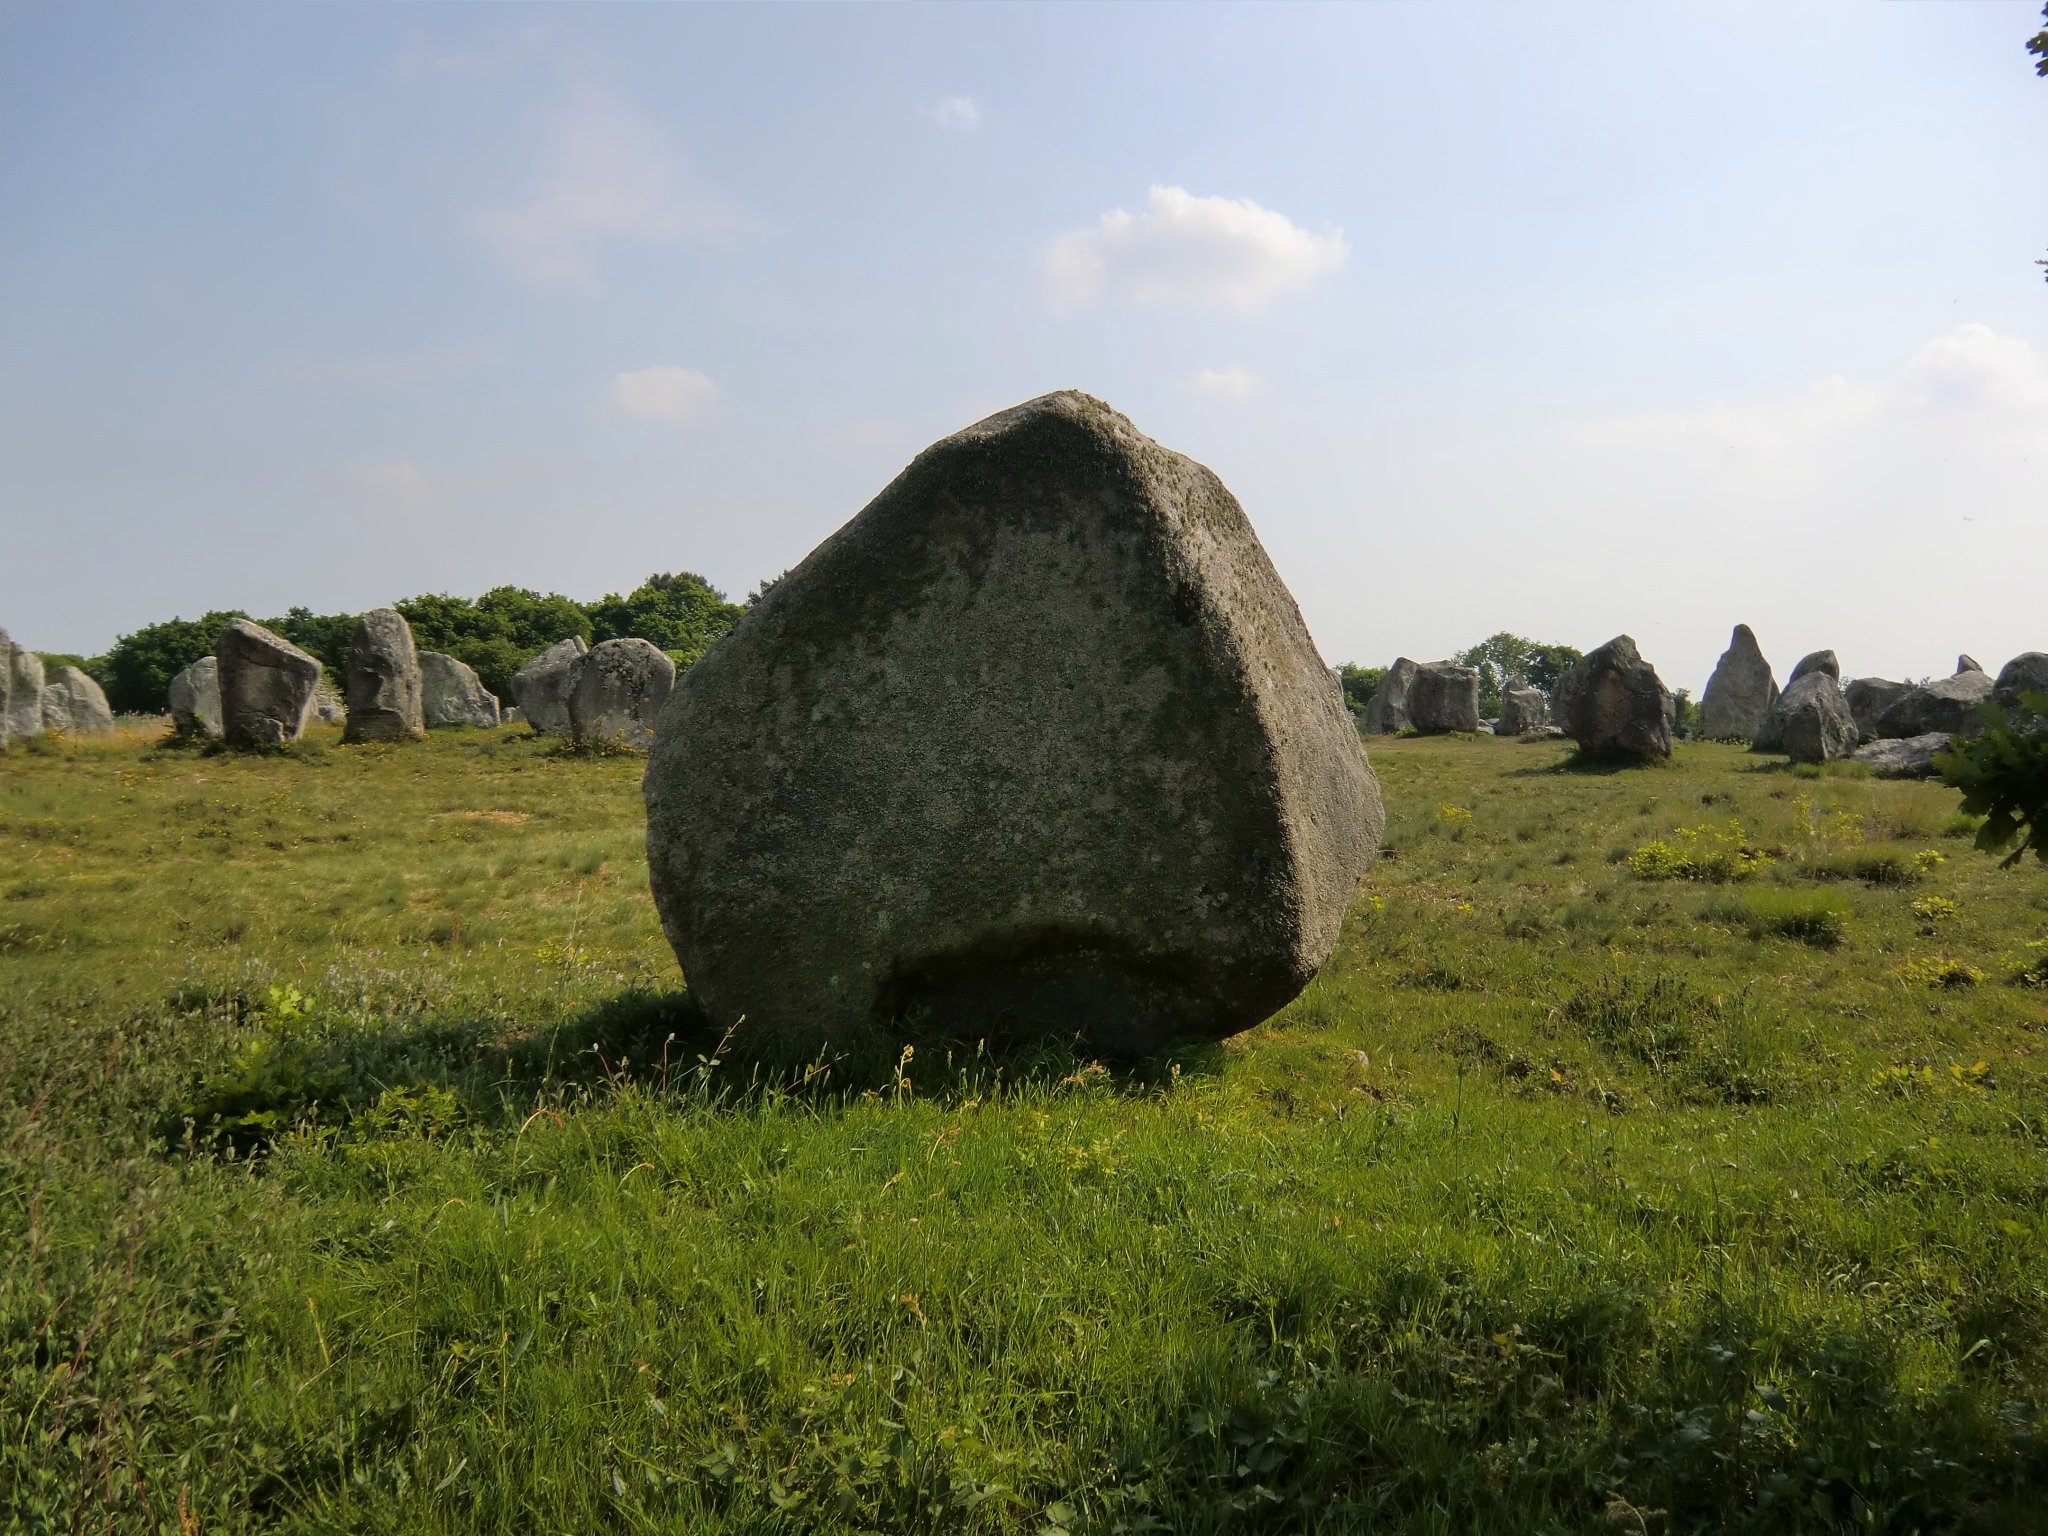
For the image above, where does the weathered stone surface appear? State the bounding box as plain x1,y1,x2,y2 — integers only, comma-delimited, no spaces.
569,638,674,750
3,637,45,746
1788,649,1839,684
1845,678,1910,743
1871,670,1994,741
420,651,500,727
312,678,345,724
1775,671,1857,763
1698,624,1777,740
1553,635,1673,762
1407,662,1481,733
217,618,321,747
1851,732,1950,778
1362,658,1416,734
510,637,588,733
1956,655,1983,676
1993,653,2048,712
343,608,424,743
41,665,113,735
503,705,525,725
168,657,222,738
643,391,1385,1056
1498,682,1549,735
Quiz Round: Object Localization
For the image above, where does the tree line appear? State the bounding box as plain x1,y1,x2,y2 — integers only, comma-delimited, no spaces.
75,573,745,715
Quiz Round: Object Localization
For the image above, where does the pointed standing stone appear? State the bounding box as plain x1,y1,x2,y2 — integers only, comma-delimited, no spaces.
510,637,588,734
168,657,223,738
217,619,321,747
420,651,501,727
1698,624,1778,741
569,638,674,750
1362,657,1417,734
1553,635,1673,763
343,608,425,743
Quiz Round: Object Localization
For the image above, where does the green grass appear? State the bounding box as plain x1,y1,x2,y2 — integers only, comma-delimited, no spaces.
3,727,2047,1532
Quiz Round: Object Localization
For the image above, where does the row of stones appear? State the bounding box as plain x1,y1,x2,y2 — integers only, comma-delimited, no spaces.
167,614,675,751
0,628,115,748
1358,659,1553,737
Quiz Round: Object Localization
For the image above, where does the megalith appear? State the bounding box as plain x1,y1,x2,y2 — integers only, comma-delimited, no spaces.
1993,653,2048,712
41,665,113,735
569,638,675,750
1956,655,1983,676
1497,681,1548,735
1845,678,1909,743
643,391,1385,1056
1407,662,1481,733
510,637,588,733
420,651,501,727
1362,658,1417,734
217,618,321,747
1788,649,1839,684
1553,635,1673,763
168,657,223,738
343,608,424,743
1775,671,1857,763
3,636,45,746
1851,733,1950,779
1698,624,1777,740
1872,670,1993,741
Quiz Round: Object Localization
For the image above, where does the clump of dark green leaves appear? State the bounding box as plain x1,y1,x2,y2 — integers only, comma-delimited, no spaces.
1937,692,2048,866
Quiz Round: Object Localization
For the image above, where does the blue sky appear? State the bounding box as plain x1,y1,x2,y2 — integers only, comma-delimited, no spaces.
2,1,2044,693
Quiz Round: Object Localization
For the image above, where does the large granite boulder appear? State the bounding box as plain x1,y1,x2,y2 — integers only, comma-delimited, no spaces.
1993,653,2048,712
343,608,424,743
1698,624,1777,740
420,651,500,727
168,657,223,738
1956,655,1983,676
1871,670,1994,741
1845,678,1910,743
510,637,588,733
644,391,1384,1056
1851,732,1950,779
41,665,113,735
569,638,675,750
1407,662,1481,733
1553,635,1673,763
1497,681,1548,735
217,618,321,747
1774,671,1857,763
1361,657,1416,734
3,636,45,746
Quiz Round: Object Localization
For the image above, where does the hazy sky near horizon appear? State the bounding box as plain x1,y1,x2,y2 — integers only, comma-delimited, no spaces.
2,1,2044,693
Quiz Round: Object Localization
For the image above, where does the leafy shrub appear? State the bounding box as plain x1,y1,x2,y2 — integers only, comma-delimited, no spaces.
1893,955,1985,989
1626,821,1771,882
1936,691,2048,865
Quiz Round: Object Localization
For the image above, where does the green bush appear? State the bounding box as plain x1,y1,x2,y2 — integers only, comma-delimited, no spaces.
1938,691,2048,866
1626,821,1772,882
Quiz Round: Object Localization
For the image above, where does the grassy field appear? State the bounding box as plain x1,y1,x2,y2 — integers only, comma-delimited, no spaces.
3,723,2046,1533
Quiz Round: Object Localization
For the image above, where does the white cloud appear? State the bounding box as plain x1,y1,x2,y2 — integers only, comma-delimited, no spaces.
1902,322,2048,414
1183,366,1259,400
924,95,982,132
610,366,718,423
478,85,744,293
350,460,432,509
1044,186,1348,314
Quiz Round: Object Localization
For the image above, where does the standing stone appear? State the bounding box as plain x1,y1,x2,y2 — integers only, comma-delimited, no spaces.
40,665,113,735
643,391,1384,1055
1406,662,1481,733
503,705,525,725
1992,654,2048,712
1872,670,1994,741
510,637,588,734
1698,624,1778,740
168,657,223,738
1845,678,1910,743
420,651,500,727
312,677,345,725
1956,655,1983,676
1553,635,1673,763
1497,681,1549,735
217,618,321,748
1788,649,1839,684
569,638,675,750
343,608,424,743
1774,671,1857,763
3,637,45,746
1361,657,1417,734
